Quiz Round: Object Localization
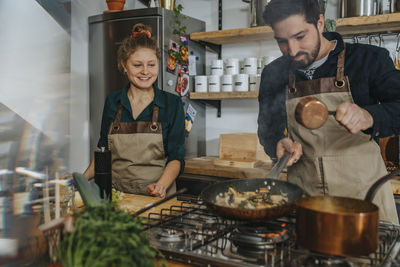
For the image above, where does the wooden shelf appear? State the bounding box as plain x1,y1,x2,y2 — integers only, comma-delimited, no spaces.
190,91,258,100
190,13,400,45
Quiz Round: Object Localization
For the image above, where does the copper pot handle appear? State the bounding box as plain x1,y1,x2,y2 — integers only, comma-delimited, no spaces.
364,169,400,202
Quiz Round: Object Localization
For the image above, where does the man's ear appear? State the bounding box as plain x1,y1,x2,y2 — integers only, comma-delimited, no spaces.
317,14,325,34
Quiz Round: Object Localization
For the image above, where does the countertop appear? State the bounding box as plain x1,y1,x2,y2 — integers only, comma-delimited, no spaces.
117,193,187,217
184,156,400,194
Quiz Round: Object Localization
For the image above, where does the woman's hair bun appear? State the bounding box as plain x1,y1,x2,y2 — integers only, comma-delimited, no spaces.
132,23,152,34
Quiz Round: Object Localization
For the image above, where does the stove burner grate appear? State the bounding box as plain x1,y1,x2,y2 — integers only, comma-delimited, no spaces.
157,228,186,242
230,221,290,250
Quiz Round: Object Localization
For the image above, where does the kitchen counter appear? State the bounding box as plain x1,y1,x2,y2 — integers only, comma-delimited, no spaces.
184,157,400,194
117,193,188,217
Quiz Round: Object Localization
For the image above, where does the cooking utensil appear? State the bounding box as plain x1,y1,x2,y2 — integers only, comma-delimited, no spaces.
132,187,187,217
295,96,336,130
200,152,304,220
340,0,378,18
242,0,271,27
296,169,400,257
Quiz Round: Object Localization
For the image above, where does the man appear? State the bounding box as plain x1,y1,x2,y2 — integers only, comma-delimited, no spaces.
257,0,400,223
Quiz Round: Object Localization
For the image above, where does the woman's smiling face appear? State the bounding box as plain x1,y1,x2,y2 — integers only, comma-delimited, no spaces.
123,47,159,90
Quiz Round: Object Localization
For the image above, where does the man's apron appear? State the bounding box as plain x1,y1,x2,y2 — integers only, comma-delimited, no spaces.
107,104,176,196
285,48,398,224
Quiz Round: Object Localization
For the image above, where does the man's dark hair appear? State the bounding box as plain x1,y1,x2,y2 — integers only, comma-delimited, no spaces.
263,0,321,28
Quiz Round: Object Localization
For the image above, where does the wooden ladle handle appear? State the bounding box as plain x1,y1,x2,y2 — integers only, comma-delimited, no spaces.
295,96,334,130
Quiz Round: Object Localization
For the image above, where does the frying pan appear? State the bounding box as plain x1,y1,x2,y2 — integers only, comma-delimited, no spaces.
200,153,304,220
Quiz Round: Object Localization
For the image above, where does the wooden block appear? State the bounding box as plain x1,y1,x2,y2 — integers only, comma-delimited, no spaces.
219,133,271,163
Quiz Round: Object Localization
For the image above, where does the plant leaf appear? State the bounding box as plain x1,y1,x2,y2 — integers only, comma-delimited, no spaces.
72,172,104,207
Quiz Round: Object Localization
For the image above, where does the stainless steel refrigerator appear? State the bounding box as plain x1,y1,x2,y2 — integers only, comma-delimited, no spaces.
88,8,206,158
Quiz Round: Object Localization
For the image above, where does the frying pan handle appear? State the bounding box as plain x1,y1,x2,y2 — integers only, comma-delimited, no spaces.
364,169,400,202
266,151,291,179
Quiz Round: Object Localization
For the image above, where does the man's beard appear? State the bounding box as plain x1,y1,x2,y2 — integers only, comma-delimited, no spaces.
289,35,321,69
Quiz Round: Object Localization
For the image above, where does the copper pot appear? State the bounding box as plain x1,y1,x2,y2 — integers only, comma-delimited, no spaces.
296,169,400,257
295,96,335,129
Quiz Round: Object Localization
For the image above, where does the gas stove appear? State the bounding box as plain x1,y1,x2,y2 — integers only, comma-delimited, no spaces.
142,200,400,267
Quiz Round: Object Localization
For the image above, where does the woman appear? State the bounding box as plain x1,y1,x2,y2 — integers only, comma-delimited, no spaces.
84,24,185,198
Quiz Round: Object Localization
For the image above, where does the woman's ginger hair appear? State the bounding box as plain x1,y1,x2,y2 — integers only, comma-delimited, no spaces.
117,23,161,73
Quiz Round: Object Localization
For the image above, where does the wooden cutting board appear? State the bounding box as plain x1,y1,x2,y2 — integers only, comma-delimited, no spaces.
215,133,272,168
184,156,282,179
118,194,188,218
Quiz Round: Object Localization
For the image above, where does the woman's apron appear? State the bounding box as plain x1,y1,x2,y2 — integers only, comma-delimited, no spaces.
285,47,398,224
107,104,176,196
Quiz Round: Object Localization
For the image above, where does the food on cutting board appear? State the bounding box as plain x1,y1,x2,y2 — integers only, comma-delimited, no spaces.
215,187,288,209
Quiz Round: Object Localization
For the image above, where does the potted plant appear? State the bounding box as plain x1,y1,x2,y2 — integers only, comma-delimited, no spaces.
105,0,126,13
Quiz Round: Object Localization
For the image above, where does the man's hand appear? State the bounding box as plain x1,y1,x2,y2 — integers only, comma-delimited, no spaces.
146,183,166,198
276,137,303,166
335,102,374,134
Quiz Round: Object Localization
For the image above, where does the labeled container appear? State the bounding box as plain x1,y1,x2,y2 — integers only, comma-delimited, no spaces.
211,59,224,76
243,57,258,75
222,75,233,92
234,74,249,92
249,74,261,91
208,75,221,92
225,58,240,75
195,75,208,92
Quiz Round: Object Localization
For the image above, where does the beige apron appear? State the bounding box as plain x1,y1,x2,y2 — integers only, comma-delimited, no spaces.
285,48,398,224
107,104,176,196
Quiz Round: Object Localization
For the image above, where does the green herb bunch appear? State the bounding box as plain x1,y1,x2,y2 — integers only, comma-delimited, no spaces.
168,4,188,65
58,203,165,267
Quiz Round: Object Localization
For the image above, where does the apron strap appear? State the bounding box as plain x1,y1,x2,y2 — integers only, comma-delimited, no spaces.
114,105,123,124
288,72,296,93
152,105,160,123
335,45,346,88
108,105,123,134
150,105,160,132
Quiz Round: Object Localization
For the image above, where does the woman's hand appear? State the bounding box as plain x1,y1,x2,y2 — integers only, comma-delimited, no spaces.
276,137,303,166
146,183,166,198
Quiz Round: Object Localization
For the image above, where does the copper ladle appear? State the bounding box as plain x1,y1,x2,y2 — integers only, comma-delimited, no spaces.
295,96,336,130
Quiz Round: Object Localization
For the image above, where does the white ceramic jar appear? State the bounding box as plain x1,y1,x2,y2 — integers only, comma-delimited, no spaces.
208,75,221,92
249,74,261,91
243,57,258,75
234,74,249,92
221,75,233,92
194,75,208,92
211,59,224,76
225,58,240,75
